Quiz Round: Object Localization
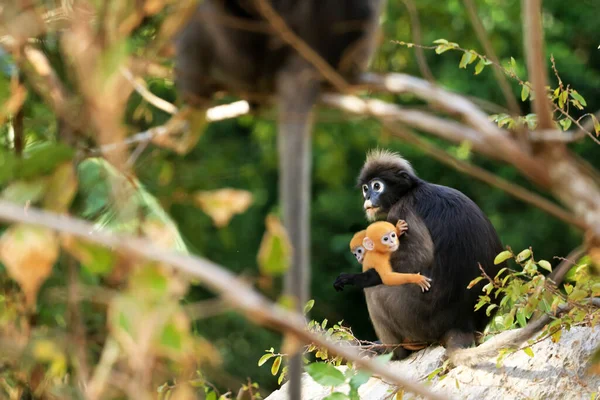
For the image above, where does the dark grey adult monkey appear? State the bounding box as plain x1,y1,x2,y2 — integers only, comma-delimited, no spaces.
175,0,385,309
335,149,507,360
174,1,386,395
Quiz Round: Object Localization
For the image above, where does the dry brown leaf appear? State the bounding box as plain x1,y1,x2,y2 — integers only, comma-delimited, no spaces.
0,224,59,309
194,188,253,228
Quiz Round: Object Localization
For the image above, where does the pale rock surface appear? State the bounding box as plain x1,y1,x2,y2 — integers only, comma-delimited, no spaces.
266,326,600,400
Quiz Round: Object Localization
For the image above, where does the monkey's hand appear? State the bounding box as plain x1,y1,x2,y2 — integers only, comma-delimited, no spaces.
412,273,432,292
333,273,355,292
396,219,409,236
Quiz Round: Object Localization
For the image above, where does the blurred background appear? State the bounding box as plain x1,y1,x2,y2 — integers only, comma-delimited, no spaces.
1,0,599,397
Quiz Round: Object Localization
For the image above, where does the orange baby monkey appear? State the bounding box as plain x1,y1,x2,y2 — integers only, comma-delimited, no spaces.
335,220,432,292
363,221,431,291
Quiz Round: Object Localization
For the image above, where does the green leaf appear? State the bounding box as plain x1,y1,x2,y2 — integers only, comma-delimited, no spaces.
435,44,452,54
271,356,282,376
322,393,350,400
375,352,394,364
130,265,169,300
159,321,183,352
305,362,346,386
258,353,275,367
538,260,552,272
474,58,486,75
559,118,572,131
516,308,527,328
486,304,498,316
304,299,315,315
569,289,588,302
494,250,513,265
349,369,371,392
459,52,475,69
523,347,534,357
1,178,48,205
515,249,532,263
0,149,18,185
433,39,449,44
521,85,530,102
19,142,75,180
569,91,587,107
206,391,217,400
61,237,115,276
257,215,291,276
467,276,484,289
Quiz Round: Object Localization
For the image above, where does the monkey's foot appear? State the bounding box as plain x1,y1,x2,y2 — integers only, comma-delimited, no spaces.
414,273,432,292
396,219,409,236
333,273,354,292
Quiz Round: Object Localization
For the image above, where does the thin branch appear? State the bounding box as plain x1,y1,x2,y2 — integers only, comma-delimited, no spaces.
378,123,586,230
359,73,551,187
94,101,250,155
401,0,434,82
120,67,177,115
0,200,448,400
20,46,87,134
252,0,350,93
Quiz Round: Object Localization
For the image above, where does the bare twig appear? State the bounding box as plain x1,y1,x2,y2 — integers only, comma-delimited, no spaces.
120,67,178,115
549,246,586,285
0,201,448,400
252,0,350,93
359,73,551,186
401,0,434,82
20,46,87,133
384,124,586,229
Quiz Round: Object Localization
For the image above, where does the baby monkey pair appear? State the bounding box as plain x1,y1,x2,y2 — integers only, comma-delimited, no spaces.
340,220,432,292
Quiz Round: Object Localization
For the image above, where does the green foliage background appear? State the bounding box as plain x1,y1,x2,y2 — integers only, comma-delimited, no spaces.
1,0,599,395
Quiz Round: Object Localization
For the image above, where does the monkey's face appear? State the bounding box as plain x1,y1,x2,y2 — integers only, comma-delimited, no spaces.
363,222,400,253
378,229,399,252
360,172,414,221
351,245,366,264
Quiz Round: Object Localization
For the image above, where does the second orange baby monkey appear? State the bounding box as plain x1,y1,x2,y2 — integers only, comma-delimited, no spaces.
343,220,432,292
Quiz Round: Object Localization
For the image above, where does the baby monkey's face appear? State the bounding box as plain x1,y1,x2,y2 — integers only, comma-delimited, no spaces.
379,229,399,252
352,246,366,264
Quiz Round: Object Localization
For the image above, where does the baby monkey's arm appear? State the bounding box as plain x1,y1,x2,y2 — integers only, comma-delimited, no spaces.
378,271,432,292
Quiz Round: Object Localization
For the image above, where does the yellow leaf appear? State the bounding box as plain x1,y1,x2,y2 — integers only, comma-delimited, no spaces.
257,215,292,276
43,162,78,212
141,217,182,250
194,188,253,228
0,224,59,309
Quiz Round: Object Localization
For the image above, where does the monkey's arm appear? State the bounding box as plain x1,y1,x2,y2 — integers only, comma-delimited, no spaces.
333,269,383,292
372,254,432,291
378,271,432,292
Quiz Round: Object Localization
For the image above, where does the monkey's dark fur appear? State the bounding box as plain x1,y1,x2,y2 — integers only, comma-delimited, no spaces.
174,2,386,396
351,149,507,360
174,0,383,104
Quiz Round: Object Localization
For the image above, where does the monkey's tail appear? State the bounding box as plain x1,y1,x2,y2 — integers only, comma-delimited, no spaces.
449,298,600,367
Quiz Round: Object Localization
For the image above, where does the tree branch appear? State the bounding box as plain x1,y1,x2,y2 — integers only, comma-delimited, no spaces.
0,200,448,400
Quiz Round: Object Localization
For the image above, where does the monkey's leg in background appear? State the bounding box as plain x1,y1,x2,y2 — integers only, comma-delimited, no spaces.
276,56,320,400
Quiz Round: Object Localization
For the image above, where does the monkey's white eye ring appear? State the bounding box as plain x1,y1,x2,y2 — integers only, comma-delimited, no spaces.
383,236,389,242
362,184,369,194
390,233,396,238
372,180,384,193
